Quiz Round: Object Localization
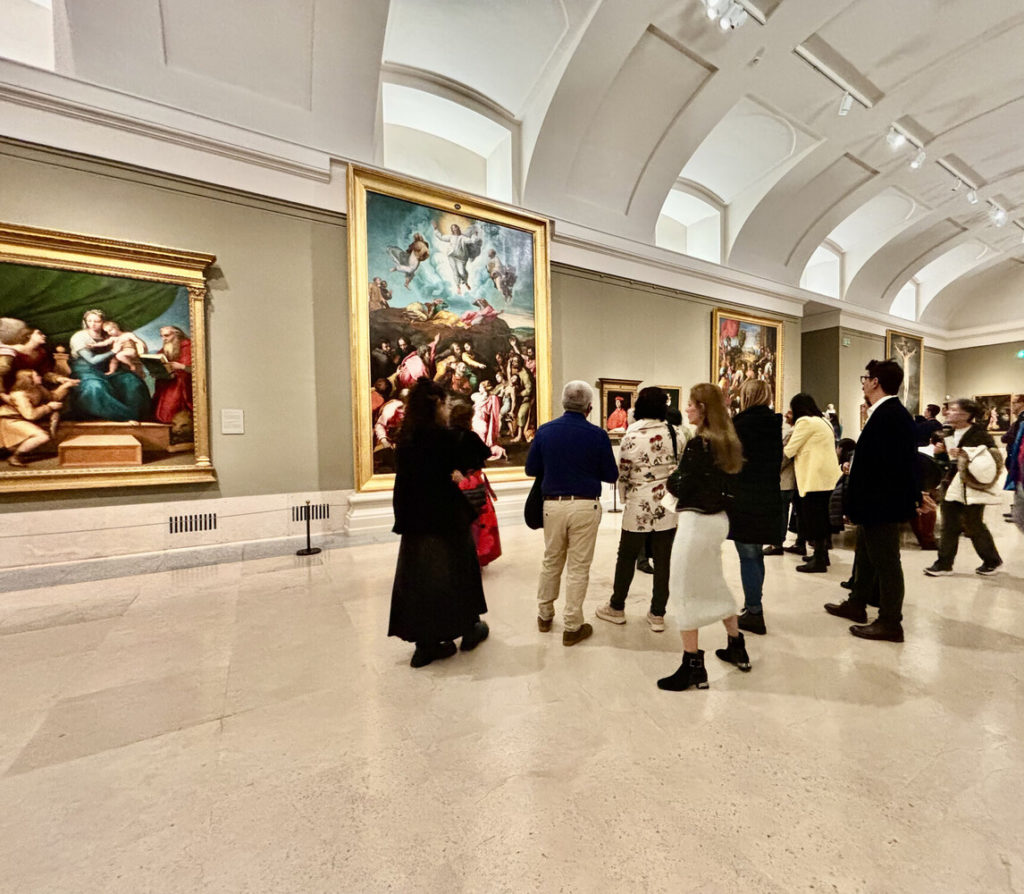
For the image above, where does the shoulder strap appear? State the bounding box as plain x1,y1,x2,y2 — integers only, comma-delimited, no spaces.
667,422,678,460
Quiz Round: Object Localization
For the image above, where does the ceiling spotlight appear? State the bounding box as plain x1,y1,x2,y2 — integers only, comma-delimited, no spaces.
966,189,978,204
886,126,906,150
838,92,854,117
909,148,926,170
989,205,1008,227
703,0,730,20
719,3,749,30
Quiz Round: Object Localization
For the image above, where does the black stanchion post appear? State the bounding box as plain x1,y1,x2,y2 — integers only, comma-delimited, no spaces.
608,482,622,514
296,499,322,556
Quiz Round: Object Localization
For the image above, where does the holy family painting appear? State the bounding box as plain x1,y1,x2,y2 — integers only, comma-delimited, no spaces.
348,166,551,490
0,222,215,493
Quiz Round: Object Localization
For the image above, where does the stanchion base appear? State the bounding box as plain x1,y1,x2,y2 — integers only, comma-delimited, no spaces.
608,508,623,514
296,547,322,556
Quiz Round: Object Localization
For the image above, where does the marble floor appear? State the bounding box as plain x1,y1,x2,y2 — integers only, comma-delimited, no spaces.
1,512,1022,894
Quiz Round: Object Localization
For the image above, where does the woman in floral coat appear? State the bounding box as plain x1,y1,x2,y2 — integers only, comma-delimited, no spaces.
596,387,688,632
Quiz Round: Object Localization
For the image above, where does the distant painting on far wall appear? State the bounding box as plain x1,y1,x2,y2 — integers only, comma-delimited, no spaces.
657,385,682,417
598,378,640,438
712,309,782,414
885,329,923,418
974,393,1011,432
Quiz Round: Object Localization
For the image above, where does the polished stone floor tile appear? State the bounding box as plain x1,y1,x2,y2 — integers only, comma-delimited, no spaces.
0,513,1021,892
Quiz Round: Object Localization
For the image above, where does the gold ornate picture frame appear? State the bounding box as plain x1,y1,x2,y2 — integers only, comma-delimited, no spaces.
0,223,216,493
347,166,552,491
885,329,923,417
712,309,783,412
598,378,641,438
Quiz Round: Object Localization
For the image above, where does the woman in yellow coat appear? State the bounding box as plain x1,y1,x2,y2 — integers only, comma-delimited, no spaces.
783,393,841,572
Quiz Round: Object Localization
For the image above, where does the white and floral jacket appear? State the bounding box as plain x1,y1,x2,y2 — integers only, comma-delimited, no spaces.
617,418,690,532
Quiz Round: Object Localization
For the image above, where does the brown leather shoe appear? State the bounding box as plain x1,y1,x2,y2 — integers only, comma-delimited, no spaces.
850,620,904,642
537,616,552,632
562,622,593,646
824,600,868,623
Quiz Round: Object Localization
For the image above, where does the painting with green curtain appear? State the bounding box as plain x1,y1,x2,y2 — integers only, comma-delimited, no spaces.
0,221,216,492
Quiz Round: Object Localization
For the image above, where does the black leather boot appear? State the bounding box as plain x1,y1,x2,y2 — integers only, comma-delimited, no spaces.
797,540,829,573
715,633,752,671
657,650,709,691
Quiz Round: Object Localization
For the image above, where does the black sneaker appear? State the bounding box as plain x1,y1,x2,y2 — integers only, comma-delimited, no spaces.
976,561,1003,576
923,563,953,577
737,609,766,635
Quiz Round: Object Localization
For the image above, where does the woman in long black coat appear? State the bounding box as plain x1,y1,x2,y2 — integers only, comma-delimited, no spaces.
728,379,783,635
388,377,491,667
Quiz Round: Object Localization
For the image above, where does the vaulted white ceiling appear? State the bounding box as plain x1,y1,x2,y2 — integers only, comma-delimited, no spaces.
2,0,1023,336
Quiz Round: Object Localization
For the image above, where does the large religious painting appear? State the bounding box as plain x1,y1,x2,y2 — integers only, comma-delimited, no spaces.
348,166,551,491
712,309,783,413
885,329,923,418
0,223,215,493
598,378,641,439
974,393,1011,432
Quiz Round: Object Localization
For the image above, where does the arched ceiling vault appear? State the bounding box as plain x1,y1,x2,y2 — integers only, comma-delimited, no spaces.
3,0,1024,333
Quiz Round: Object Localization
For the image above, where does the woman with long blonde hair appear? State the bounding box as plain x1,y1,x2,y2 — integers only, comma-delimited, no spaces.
658,383,751,691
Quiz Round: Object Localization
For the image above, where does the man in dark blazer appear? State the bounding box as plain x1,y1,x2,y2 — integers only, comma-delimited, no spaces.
825,359,919,642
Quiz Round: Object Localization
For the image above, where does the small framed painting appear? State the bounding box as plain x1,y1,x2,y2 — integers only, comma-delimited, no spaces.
973,393,1011,432
885,329,923,417
656,385,682,418
598,378,641,437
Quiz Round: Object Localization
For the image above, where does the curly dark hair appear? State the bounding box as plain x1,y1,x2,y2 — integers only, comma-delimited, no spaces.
633,386,667,421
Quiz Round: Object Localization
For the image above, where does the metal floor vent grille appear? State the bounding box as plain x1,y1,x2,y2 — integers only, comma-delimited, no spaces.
292,503,330,522
169,513,218,534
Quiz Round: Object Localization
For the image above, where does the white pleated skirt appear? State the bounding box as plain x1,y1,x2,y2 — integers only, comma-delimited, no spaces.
670,510,739,630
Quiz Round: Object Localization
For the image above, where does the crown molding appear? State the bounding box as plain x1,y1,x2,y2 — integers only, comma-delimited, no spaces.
0,80,332,182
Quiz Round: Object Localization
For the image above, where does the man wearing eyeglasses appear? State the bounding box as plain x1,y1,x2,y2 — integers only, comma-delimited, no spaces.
824,359,920,642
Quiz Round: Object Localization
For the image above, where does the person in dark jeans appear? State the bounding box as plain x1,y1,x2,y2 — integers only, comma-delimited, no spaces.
597,387,685,632
825,360,919,642
728,380,782,635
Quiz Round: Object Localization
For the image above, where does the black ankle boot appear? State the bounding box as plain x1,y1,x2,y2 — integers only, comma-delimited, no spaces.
657,650,708,691
410,640,457,668
715,633,751,671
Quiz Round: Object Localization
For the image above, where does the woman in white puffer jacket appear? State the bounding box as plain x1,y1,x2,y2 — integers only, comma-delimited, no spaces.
925,398,1004,576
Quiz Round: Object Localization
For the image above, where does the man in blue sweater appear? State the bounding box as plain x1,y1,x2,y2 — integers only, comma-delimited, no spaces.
526,380,618,646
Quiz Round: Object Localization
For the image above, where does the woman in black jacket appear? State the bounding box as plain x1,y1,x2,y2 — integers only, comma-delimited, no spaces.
728,380,782,635
388,377,491,667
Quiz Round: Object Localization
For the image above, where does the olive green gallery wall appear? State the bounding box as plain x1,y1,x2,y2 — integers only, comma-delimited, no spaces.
0,140,349,510
946,342,1024,401
0,140,802,513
